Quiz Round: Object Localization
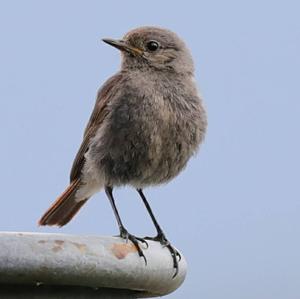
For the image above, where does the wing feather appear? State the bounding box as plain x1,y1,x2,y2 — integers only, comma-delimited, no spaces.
70,73,124,182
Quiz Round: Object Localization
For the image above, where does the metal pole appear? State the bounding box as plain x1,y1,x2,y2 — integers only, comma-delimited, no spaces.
0,232,187,298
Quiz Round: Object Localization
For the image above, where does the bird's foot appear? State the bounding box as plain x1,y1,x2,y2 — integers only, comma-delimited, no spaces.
119,228,148,265
145,233,181,278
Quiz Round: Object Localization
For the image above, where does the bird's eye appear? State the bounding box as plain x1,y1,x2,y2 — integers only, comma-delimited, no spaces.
146,40,160,52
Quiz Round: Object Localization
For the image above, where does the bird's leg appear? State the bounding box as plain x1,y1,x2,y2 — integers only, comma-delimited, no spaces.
105,186,148,264
136,188,181,277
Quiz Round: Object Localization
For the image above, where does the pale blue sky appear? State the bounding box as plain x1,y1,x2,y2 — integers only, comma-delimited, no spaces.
0,1,299,298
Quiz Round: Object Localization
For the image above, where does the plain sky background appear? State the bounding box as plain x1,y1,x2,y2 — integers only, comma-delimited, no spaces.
0,0,299,298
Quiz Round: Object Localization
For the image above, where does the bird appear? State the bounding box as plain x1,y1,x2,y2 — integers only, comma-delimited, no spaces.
39,26,207,277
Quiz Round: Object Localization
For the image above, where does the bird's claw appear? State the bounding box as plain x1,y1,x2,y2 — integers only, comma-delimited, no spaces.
119,228,148,264
145,233,181,277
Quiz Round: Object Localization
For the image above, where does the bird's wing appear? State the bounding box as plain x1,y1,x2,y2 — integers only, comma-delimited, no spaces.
70,73,124,182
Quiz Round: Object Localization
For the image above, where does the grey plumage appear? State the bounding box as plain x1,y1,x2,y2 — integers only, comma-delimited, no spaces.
88,70,206,188
39,26,207,276
80,27,206,192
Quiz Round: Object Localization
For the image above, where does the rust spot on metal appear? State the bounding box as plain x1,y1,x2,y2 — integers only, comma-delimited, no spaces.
52,245,62,252
54,240,65,246
71,242,87,253
111,243,138,259
50,240,64,252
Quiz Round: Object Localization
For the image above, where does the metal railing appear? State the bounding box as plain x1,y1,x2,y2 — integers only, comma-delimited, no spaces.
0,232,187,298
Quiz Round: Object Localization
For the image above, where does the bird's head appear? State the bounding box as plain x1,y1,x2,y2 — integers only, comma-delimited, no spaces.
102,26,194,75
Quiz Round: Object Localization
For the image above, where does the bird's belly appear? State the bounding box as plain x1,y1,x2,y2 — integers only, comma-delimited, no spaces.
86,120,197,188
85,89,204,187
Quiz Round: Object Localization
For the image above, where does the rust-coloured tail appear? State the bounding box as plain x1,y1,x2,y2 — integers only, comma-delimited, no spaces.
39,179,89,227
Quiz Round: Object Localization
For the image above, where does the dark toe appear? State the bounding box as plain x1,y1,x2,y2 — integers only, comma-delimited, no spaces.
147,234,181,278
119,230,148,265
165,244,180,278
127,235,147,265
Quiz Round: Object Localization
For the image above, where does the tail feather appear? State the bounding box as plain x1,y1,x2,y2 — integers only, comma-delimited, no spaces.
39,179,89,227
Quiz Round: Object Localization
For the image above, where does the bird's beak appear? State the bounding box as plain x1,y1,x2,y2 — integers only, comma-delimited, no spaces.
102,38,143,56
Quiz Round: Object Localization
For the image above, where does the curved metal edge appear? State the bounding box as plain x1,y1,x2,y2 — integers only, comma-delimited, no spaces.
0,232,187,297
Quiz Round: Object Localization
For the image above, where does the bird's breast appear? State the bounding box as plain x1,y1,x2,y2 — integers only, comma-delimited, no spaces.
88,78,206,187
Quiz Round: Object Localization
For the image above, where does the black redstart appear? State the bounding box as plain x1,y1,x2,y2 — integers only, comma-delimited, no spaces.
39,26,207,277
